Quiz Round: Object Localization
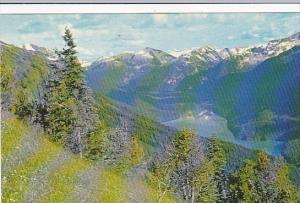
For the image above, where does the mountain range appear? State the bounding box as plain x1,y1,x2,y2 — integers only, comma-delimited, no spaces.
86,32,300,158
0,34,260,182
4,32,299,158
1,30,300,202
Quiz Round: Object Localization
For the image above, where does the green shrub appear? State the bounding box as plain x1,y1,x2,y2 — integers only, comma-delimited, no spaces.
0,65,14,93
85,122,109,160
13,55,48,118
41,158,90,202
0,46,21,95
1,117,28,158
284,139,300,166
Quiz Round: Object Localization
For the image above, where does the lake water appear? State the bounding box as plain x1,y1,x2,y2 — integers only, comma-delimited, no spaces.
164,113,285,156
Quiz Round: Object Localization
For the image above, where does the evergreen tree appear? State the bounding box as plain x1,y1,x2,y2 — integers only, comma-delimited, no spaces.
152,149,176,203
173,128,199,203
85,121,108,160
257,151,269,170
60,28,77,57
46,27,85,148
130,136,144,165
234,155,276,203
240,160,257,203
46,82,76,142
255,151,278,202
229,152,299,203
57,27,84,93
206,135,227,202
275,160,298,202
195,158,219,203
152,128,200,203
227,171,242,202
172,128,195,166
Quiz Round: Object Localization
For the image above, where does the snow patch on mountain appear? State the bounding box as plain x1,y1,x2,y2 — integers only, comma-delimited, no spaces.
23,43,36,51
171,33,300,69
88,32,300,89
170,49,195,57
220,35,299,66
79,60,92,68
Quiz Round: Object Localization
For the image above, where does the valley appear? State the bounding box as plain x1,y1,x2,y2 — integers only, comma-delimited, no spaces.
86,32,300,158
1,28,299,202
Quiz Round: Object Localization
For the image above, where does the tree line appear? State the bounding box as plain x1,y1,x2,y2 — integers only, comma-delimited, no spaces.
151,128,299,203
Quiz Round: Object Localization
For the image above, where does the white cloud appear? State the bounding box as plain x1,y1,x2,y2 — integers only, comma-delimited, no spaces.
215,14,227,22
227,36,236,40
2,13,299,62
152,14,168,23
76,47,96,56
18,31,59,48
127,39,145,46
74,28,110,38
251,25,260,32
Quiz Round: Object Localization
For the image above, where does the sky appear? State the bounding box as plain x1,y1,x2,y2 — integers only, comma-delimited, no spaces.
0,13,299,61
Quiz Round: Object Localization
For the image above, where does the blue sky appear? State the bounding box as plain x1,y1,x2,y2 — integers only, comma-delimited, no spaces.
0,13,299,61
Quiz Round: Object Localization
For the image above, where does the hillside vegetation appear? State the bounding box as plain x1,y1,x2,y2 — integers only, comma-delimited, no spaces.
2,114,179,203
86,33,300,161
1,29,299,202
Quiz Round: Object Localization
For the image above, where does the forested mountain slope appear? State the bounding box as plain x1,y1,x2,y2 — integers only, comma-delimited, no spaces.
86,33,300,161
1,29,299,202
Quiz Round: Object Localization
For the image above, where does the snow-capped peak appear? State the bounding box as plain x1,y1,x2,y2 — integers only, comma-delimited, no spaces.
136,49,153,59
289,32,300,41
79,60,92,68
220,34,299,66
168,32,299,67
91,32,300,71
170,49,194,57
23,43,36,51
170,46,218,58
